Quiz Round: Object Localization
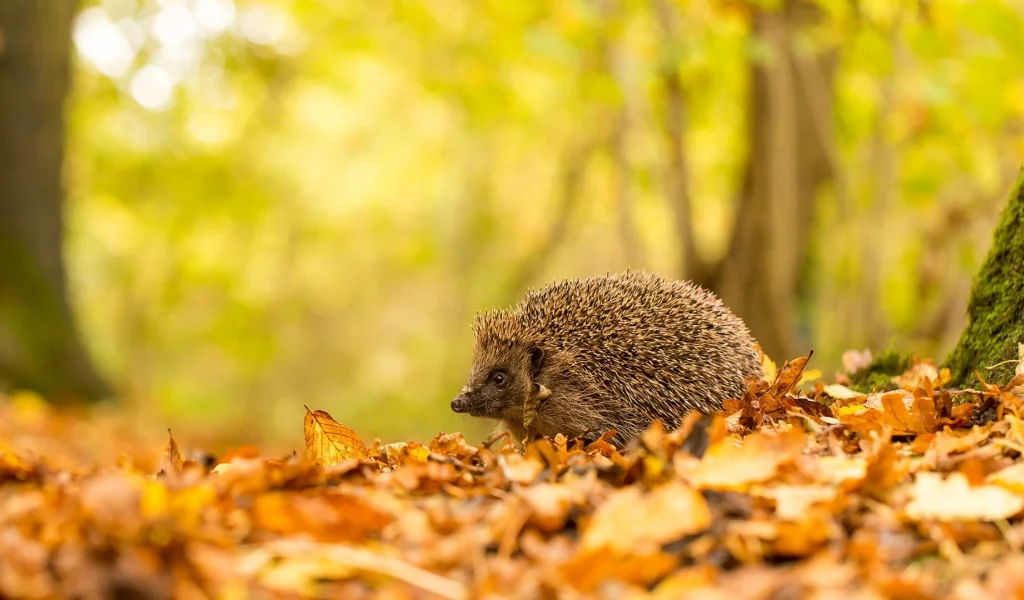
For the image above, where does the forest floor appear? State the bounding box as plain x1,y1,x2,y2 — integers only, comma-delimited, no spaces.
3,352,1024,599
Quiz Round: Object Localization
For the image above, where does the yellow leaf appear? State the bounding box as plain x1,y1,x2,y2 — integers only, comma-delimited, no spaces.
754,484,838,520
140,480,170,519
823,384,863,400
761,350,777,382
581,481,711,554
303,406,368,465
835,404,868,416
799,368,822,385
906,472,1024,522
689,431,805,491
987,463,1024,494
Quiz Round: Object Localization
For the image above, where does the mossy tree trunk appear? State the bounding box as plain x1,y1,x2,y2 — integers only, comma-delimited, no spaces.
944,167,1024,388
0,1,113,403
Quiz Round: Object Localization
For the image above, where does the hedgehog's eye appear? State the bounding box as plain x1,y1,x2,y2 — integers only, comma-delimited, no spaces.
491,371,508,388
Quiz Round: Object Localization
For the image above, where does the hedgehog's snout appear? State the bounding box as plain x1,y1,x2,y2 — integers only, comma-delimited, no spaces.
451,386,473,413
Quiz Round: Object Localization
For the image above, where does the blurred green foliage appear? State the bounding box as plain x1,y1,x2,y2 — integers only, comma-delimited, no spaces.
63,0,1024,447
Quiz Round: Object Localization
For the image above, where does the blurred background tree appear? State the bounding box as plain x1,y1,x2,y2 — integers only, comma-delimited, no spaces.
3,0,1022,449
0,1,112,403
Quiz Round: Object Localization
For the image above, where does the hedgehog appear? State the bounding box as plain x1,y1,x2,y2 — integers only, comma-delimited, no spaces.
449,270,762,447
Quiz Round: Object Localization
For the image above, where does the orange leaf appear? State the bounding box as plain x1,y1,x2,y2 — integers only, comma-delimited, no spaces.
253,491,392,543
303,406,368,465
839,392,936,437
767,353,813,398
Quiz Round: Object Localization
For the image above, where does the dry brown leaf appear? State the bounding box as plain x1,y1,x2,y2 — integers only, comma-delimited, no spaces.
767,354,812,398
303,405,368,465
523,383,551,432
931,426,991,455
840,391,936,436
162,429,184,475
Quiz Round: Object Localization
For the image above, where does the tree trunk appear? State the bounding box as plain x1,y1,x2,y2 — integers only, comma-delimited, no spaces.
944,167,1024,388
714,0,836,362
0,1,112,403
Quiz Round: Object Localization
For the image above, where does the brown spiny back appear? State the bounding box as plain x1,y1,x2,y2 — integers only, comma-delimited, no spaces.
471,270,761,445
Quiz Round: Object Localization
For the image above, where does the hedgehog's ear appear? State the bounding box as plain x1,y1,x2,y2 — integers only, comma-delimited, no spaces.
528,346,545,379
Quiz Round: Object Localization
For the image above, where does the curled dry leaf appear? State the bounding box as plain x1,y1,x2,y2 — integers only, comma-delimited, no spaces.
523,383,551,432
767,353,812,398
162,429,184,475
303,406,369,465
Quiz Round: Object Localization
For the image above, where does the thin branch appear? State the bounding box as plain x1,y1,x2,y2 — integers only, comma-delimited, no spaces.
253,540,468,599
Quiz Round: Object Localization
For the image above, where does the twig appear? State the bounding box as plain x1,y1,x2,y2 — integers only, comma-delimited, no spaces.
985,360,1019,370
253,540,468,600
427,451,487,475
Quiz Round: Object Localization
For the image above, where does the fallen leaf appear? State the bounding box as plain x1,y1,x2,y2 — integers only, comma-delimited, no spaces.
500,453,544,485
755,485,840,520
987,463,1024,494
162,430,184,475
253,491,393,543
688,430,806,491
931,426,991,455
581,481,711,554
560,548,678,592
823,384,863,400
523,383,551,432
905,472,1024,522
893,361,948,391
840,392,936,436
519,483,581,533
303,406,368,465
767,354,812,399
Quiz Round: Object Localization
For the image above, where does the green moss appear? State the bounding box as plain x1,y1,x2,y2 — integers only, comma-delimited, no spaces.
944,166,1024,388
849,348,913,393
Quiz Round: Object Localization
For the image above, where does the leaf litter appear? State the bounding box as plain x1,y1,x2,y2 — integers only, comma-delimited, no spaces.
4,353,1024,598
